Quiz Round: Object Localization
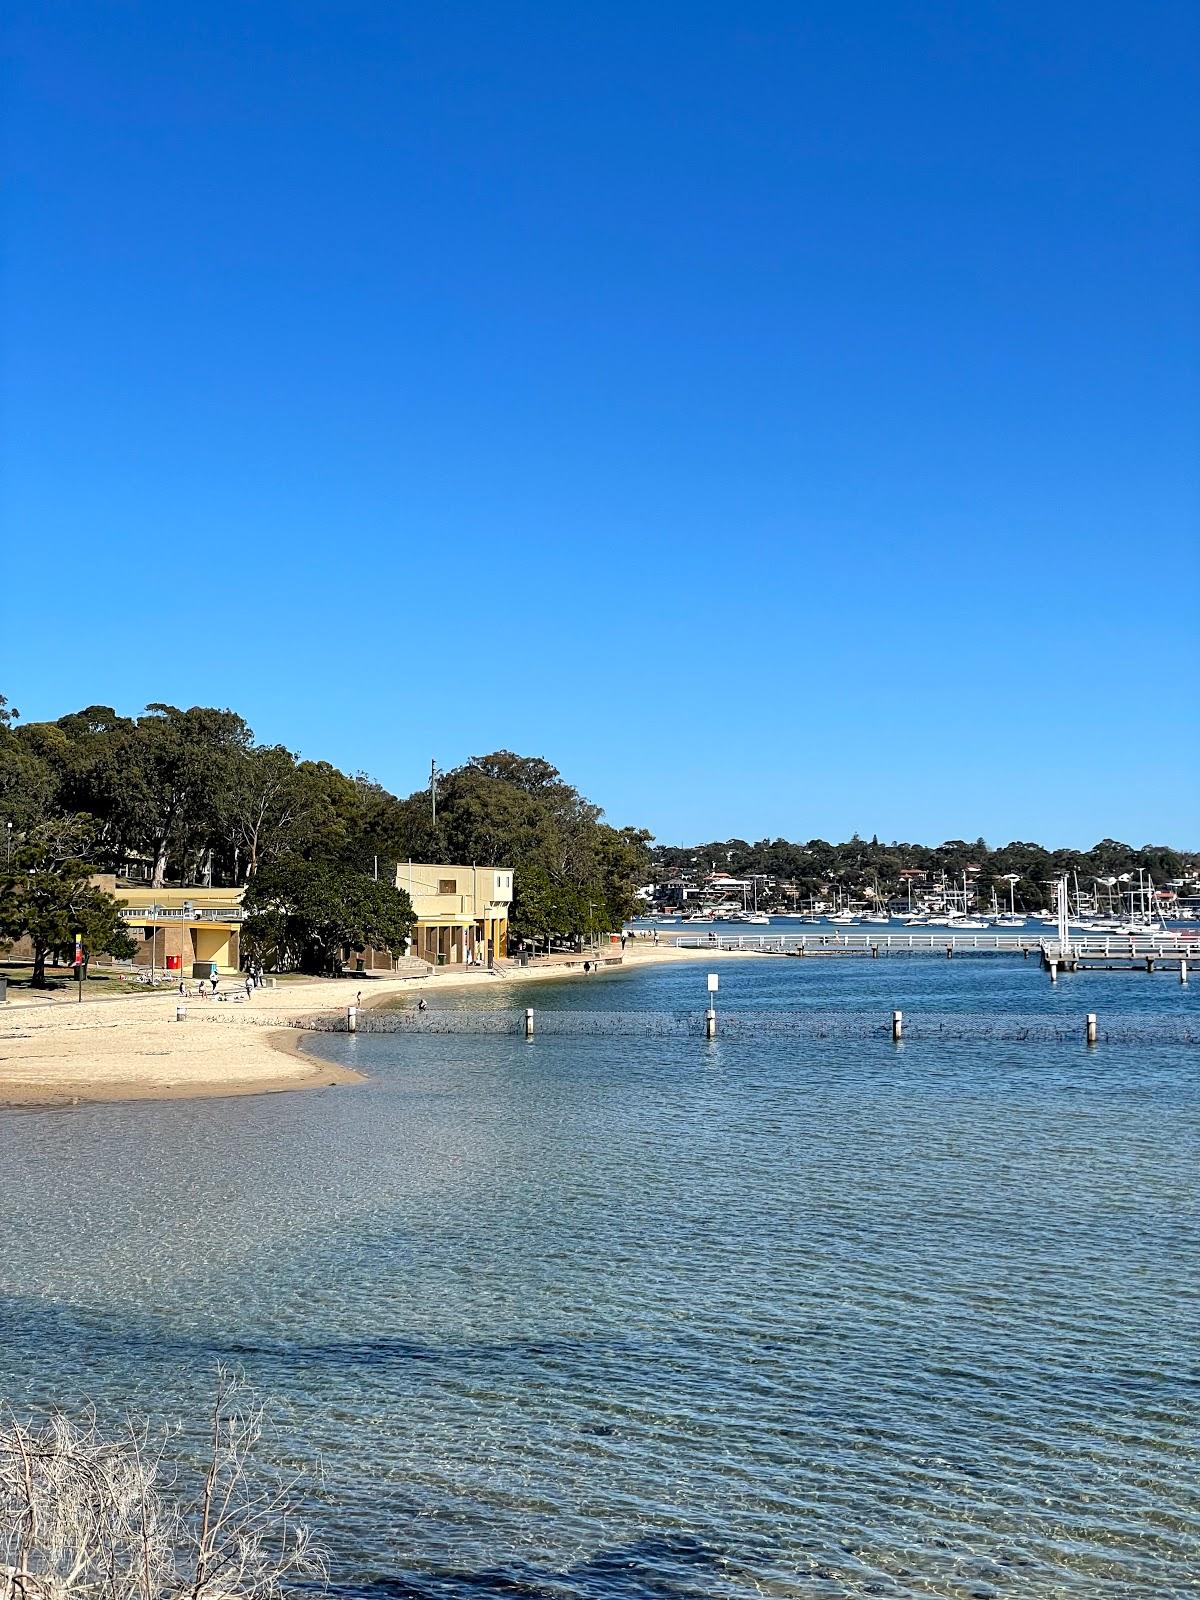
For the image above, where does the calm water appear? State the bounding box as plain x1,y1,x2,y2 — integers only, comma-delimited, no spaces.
3,957,1198,1598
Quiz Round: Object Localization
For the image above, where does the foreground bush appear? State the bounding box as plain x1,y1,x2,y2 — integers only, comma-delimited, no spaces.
0,1371,322,1600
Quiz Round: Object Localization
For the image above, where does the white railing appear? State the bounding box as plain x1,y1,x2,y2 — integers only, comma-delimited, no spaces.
119,906,247,923
670,931,1044,954
668,930,1196,956
1042,935,1195,959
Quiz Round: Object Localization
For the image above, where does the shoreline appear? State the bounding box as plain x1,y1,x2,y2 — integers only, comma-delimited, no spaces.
0,943,763,1111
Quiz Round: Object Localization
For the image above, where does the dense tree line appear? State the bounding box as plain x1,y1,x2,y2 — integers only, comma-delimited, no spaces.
651,834,1197,910
0,696,649,975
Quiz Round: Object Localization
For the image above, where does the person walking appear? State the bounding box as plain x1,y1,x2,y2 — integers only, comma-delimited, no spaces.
245,974,254,999
210,971,219,996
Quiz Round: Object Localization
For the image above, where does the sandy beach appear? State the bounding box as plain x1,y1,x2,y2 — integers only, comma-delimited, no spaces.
0,942,761,1109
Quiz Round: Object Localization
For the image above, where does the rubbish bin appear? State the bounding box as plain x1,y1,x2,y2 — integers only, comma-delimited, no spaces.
0,976,7,1005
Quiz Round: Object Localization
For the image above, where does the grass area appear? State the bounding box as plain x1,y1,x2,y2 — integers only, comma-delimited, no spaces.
0,963,178,998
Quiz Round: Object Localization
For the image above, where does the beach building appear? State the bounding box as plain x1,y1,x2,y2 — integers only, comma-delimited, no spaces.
115,883,245,975
395,863,513,967
346,863,514,974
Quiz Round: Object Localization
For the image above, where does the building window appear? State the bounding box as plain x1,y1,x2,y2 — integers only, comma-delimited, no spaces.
438,879,456,895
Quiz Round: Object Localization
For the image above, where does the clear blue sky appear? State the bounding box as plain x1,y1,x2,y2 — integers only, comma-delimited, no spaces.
3,2,1197,848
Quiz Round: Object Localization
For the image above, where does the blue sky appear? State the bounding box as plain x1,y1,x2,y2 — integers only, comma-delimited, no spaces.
3,2,1197,847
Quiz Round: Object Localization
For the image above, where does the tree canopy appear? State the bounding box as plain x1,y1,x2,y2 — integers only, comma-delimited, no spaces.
241,861,416,975
0,699,651,948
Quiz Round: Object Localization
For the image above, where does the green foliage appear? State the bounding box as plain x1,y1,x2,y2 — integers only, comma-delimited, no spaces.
390,751,651,943
242,861,416,975
0,819,136,985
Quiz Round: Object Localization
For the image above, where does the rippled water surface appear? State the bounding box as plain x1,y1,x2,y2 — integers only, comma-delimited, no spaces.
3,957,1198,1598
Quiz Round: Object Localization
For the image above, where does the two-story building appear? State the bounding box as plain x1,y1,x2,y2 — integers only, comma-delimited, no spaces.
395,862,513,966
115,883,246,975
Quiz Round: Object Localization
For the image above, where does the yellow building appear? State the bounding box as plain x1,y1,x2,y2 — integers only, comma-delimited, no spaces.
115,885,245,975
117,864,514,978
396,863,513,967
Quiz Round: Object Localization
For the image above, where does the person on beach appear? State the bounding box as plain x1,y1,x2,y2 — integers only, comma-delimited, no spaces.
245,975,254,998
620,933,627,952
417,997,428,1012
210,972,219,995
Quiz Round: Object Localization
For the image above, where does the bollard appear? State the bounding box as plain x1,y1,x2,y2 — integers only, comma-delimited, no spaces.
524,1007,535,1039
175,1004,187,1022
1023,947,1029,959
347,1005,357,1033
1182,959,1189,985
892,1009,903,1043
705,1006,717,1039
946,944,953,959
1086,1012,1097,1046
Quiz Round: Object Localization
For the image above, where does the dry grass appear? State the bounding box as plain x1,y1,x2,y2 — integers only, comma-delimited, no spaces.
0,1371,323,1600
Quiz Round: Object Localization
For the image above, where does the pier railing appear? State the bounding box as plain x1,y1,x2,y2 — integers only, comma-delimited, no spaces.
667,931,1045,954
663,930,1197,956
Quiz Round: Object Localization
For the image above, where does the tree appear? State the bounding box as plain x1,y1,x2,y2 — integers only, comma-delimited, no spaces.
0,711,58,840
394,752,648,943
226,745,312,881
242,861,415,975
0,821,135,986
125,705,254,886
